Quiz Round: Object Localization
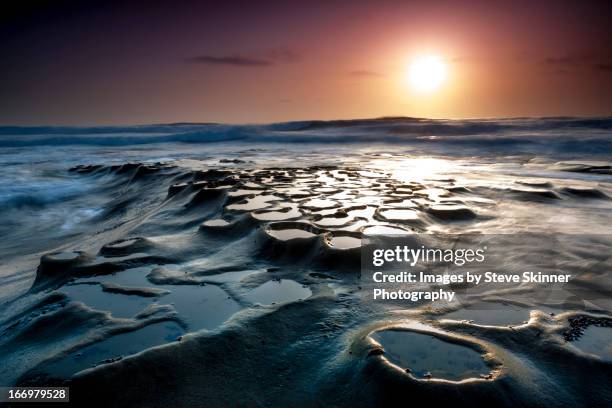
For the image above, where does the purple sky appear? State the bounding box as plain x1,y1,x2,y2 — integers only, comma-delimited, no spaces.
1,0,612,125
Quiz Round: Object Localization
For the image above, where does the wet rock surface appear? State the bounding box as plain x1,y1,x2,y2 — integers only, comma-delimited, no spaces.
0,153,611,407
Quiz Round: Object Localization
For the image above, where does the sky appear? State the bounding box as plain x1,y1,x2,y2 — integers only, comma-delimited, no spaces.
1,0,612,125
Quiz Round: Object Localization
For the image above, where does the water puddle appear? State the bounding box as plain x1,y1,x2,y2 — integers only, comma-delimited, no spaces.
314,215,354,227
327,235,361,249
314,187,340,194
378,209,420,222
302,198,339,209
252,208,301,221
63,267,241,331
363,225,412,235
371,329,491,381
202,219,230,227
348,206,376,219
572,326,612,361
226,195,279,211
43,321,184,378
244,279,312,305
328,191,355,200
228,189,263,197
267,228,317,240
442,303,529,326
242,182,263,189
85,266,151,286
384,199,417,208
358,190,380,196
49,251,81,261
351,196,384,205
163,284,241,329
61,284,151,318
279,188,313,198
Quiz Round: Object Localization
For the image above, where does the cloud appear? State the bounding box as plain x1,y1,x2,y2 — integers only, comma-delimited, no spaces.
594,63,612,71
543,55,590,65
189,55,272,66
266,48,300,63
350,70,384,77
188,47,299,67
542,52,612,74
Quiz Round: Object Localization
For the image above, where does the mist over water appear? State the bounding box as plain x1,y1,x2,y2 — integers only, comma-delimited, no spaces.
1,117,611,153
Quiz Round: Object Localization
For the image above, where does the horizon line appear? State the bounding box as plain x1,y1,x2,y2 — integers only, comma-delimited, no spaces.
1,114,611,129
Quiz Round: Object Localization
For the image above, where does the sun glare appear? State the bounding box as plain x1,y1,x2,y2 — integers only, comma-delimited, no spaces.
408,55,447,92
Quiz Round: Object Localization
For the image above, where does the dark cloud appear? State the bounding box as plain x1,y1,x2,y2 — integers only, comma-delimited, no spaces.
189,55,272,66
188,47,299,67
543,55,591,65
542,52,612,74
266,48,300,63
350,70,384,77
594,63,612,71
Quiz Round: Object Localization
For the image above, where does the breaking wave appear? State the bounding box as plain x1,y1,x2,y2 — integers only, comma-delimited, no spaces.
1,117,611,156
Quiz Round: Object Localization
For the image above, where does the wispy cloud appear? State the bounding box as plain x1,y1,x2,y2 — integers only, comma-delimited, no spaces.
188,55,272,67
266,48,300,63
350,70,384,77
188,47,299,67
543,55,591,66
541,52,612,74
594,63,612,71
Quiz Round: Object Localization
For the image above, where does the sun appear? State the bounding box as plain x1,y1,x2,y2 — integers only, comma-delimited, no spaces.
408,55,447,92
